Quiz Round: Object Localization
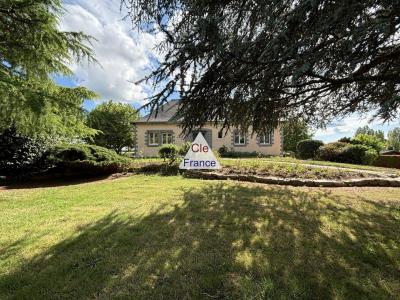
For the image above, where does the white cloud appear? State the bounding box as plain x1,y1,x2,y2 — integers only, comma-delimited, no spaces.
314,114,400,142
60,0,163,105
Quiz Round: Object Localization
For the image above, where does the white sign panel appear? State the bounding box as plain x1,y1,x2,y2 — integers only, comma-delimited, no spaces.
179,132,221,170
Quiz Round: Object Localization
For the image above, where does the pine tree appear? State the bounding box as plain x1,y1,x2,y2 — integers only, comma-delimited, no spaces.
0,0,98,138
123,0,400,134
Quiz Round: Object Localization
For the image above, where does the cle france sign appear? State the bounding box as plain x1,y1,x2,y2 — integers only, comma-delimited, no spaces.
179,132,221,170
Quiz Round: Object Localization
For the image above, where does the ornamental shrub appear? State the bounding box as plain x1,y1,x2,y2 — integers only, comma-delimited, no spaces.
296,139,324,159
0,127,48,177
158,144,179,164
44,144,132,176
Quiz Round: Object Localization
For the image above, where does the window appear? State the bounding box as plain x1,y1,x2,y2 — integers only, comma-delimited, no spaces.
259,132,272,145
161,132,173,144
218,131,223,138
233,132,246,145
148,132,160,146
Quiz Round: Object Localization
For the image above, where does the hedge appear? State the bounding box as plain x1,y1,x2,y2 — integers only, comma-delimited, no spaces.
374,155,400,169
317,142,378,165
296,139,324,159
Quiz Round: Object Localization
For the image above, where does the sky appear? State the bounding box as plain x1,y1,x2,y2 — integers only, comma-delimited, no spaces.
58,0,399,143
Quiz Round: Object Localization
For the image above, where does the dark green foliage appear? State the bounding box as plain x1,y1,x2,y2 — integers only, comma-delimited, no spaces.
282,119,313,152
124,0,400,134
374,155,400,169
296,140,324,159
316,142,348,162
45,144,131,176
340,145,371,165
47,144,130,164
0,0,97,137
317,142,376,165
0,127,48,177
158,144,179,164
87,101,139,153
218,145,229,157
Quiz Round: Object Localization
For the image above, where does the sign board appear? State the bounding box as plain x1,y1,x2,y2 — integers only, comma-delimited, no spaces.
179,132,221,170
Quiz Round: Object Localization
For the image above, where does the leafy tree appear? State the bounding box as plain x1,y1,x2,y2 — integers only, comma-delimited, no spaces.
282,119,313,152
87,101,139,153
0,0,97,138
123,0,400,134
355,126,385,141
353,134,385,153
387,128,400,151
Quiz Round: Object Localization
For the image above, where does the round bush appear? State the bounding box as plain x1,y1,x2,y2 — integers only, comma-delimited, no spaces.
158,144,179,162
296,139,324,159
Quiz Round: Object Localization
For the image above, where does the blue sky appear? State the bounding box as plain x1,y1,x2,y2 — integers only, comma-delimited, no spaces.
59,0,399,143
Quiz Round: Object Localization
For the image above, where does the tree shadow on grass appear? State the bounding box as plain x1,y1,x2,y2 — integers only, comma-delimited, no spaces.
0,184,399,299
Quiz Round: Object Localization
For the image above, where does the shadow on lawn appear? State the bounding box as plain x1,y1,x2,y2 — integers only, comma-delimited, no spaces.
0,184,398,299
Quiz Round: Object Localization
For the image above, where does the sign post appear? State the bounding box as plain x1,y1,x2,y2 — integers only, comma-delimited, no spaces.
179,132,221,170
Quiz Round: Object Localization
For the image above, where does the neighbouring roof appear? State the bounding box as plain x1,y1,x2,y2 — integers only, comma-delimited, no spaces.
134,100,180,123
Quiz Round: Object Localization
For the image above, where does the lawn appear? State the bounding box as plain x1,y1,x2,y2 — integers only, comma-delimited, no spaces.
0,175,399,299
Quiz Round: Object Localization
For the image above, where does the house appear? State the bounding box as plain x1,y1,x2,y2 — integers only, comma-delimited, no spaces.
133,100,283,157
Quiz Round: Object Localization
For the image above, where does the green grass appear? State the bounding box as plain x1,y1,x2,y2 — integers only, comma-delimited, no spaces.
1,176,399,299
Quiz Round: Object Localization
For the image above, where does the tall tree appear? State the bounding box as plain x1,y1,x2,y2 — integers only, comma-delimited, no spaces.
87,101,139,153
354,126,385,141
282,119,313,152
387,128,400,151
123,0,400,134
0,0,97,138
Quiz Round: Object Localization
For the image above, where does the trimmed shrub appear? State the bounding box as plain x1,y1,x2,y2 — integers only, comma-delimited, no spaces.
46,144,130,164
218,145,229,157
316,142,347,162
296,139,324,159
44,144,132,176
374,155,400,169
158,144,179,164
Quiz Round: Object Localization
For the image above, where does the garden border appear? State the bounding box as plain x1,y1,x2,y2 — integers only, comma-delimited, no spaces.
185,170,400,187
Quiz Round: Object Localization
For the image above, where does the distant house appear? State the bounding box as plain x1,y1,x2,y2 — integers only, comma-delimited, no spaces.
133,100,282,157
